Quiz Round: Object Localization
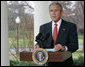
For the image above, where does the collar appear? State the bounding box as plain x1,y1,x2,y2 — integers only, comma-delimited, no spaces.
52,19,62,26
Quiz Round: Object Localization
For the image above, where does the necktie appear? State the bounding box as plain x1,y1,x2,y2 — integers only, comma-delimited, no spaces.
53,24,57,48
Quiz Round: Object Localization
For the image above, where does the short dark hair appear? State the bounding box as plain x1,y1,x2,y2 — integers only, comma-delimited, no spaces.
49,2,63,11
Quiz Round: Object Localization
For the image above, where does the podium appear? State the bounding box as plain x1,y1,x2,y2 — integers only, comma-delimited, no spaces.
20,51,72,62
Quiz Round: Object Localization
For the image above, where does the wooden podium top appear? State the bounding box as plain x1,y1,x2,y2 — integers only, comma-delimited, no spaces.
20,51,72,62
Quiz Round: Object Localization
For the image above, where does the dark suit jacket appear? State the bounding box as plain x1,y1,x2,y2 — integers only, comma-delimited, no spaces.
36,19,78,65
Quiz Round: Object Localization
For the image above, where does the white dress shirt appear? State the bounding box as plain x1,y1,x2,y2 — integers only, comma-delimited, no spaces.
52,19,68,51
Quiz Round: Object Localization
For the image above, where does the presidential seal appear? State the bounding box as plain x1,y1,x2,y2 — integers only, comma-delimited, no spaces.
32,48,48,65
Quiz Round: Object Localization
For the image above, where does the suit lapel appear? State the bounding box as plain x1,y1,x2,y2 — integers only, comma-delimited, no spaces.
48,21,53,41
56,19,66,44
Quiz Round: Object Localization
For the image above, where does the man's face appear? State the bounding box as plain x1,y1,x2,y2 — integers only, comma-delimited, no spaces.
49,5,63,22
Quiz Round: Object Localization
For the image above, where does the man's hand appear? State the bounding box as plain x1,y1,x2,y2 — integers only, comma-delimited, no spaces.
34,45,39,50
54,44,66,51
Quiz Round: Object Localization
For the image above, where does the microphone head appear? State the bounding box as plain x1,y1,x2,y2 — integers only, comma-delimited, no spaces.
36,33,42,40
35,32,50,43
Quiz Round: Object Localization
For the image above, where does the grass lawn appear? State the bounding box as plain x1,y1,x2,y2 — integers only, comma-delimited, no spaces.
9,37,31,48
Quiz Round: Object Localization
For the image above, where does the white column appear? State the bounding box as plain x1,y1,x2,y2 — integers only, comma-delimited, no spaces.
1,1,9,66
33,1,51,44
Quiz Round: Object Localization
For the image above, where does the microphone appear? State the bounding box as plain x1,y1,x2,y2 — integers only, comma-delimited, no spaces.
35,32,50,48
35,33,43,48
36,33,42,41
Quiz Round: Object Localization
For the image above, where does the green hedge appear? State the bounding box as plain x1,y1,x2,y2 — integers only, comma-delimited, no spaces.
72,52,84,66
10,60,39,66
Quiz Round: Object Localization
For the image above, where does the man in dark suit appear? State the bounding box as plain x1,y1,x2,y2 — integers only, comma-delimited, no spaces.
34,2,78,66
